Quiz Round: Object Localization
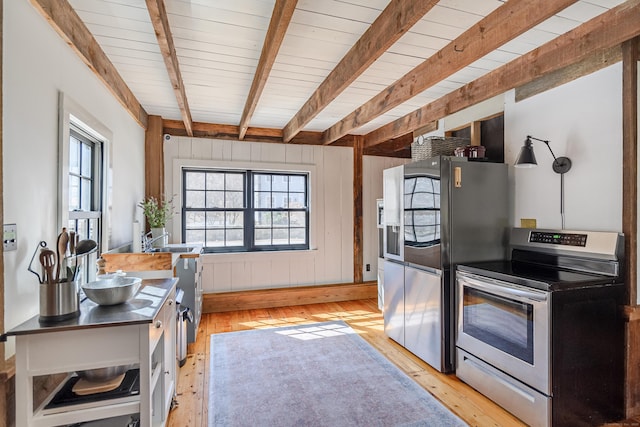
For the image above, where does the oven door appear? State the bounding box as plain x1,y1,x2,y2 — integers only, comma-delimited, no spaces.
456,270,550,394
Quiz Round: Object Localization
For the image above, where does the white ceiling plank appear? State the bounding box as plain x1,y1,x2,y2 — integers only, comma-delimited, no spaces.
61,0,632,147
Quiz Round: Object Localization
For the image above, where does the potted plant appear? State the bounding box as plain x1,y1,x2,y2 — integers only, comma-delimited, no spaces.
138,196,174,248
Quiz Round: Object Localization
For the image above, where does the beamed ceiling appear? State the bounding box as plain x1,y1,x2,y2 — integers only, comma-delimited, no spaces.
30,0,640,157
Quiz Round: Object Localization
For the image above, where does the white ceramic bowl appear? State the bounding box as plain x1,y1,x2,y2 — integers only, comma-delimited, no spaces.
82,277,142,306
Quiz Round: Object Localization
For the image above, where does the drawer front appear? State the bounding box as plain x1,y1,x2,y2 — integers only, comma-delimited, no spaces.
456,349,550,427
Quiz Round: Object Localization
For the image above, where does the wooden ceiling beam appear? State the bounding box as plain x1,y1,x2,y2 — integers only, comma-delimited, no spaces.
29,0,148,128
322,0,579,145
365,0,640,148
281,0,440,143
162,118,413,156
239,0,298,140
515,45,622,102
146,0,193,136
162,119,355,147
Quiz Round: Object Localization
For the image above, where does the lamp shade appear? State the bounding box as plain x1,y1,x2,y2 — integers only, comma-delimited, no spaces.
514,138,537,168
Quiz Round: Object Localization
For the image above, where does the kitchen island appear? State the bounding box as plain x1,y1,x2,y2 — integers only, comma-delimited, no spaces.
101,243,203,344
6,278,178,427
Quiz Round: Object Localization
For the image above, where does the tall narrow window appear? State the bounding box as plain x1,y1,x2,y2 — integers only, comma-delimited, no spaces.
68,125,102,245
59,94,112,285
183,169,309,252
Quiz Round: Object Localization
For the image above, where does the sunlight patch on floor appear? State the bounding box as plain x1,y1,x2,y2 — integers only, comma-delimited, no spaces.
275,323,356,340
239,317,317,330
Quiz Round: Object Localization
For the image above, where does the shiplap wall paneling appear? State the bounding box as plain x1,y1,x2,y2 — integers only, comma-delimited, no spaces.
164,137,399,292
321,146,349,283
340,147,355,281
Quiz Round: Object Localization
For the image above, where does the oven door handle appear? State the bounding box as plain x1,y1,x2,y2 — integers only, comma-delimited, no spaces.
458,273,548,303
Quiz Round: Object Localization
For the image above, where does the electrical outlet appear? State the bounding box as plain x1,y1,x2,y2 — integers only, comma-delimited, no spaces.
366,264,370,271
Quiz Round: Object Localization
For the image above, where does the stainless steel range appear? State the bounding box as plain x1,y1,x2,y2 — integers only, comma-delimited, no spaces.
456,228,625,427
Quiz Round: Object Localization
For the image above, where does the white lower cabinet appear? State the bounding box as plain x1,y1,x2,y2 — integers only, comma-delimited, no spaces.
10,280,177,427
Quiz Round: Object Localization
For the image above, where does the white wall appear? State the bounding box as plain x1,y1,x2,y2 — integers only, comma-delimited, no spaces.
505,63,623,232
163,137,402,291
2,1,146,355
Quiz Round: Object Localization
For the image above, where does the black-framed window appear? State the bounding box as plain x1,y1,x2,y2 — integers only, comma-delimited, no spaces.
68,126,102,247
182,169,309,252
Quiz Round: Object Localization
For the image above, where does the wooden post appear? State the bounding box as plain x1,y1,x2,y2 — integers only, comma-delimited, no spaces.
144,115,165,231
353,136,364,284
622,36,639,418
0,2,6,425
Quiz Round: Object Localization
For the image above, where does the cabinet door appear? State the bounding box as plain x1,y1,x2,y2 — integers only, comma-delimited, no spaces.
162,289,177,416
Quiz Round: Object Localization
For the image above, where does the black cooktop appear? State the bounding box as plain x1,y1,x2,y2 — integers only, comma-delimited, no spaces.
457,260,621,291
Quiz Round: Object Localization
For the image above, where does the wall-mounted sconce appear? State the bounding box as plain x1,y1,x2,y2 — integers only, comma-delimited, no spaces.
514,135,572,229
515,135,572,173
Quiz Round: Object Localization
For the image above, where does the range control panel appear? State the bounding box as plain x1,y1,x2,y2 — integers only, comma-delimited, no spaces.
529,231,587,247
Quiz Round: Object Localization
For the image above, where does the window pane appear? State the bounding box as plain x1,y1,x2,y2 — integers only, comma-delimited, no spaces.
273,228,289,244
226,191,244,208
186,172,206,190
290,228,306,244
186,190,205,208
226,173,243,191
80,177,92,210
76,219,89,242
206,212,225,228
254,192,271,209
185,211,205,228
255,229,271,246
255,212,272,228
273,212,289,227
69,176,80,210
206,230,225,247
69,137,80,175
205,190,224,208
272,175,287,192
186,229,205,244
289,192,305,208
226,229,243,246
81,143,92,177
254,174,271,191
273,192,287,209
290,176,305,192
206,173,224,190
290,212,305,227
225,212,243,227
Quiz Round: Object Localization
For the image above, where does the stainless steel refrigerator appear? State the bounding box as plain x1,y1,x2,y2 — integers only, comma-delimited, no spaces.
383,156,509,373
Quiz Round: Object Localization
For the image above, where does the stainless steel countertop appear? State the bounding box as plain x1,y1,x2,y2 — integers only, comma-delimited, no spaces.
5,278,178,337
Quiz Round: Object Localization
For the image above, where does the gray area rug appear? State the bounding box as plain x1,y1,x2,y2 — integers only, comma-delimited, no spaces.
209,321,467,426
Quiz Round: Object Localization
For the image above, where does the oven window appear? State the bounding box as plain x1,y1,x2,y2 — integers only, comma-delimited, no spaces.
404,176,440,247
462,287,534,364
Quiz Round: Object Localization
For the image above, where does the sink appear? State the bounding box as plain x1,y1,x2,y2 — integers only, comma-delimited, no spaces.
148,246,195,253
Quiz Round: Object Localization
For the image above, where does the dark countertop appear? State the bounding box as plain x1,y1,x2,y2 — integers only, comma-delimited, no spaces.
5,278,178,337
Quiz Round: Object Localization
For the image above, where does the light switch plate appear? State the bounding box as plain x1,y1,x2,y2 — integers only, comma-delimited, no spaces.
3,223,17,251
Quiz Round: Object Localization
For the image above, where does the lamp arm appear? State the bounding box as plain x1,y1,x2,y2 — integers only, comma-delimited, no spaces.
527,135,571,174
527,135,558,161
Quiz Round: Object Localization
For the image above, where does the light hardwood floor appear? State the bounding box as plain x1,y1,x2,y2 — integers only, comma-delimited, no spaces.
167,298,526,427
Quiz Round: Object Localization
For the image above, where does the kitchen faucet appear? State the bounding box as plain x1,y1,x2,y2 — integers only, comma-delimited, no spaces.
142,231,169,252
